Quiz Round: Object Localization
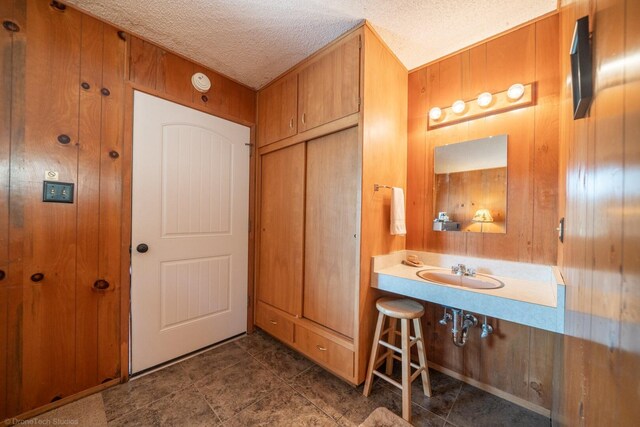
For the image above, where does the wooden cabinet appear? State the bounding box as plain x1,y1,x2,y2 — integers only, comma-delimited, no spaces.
257,143,305,316
255,24,407,385
304,127,359,338
295,323,354,380
257,73,298,147
255,301,295,345
256,34,361,148
298,34,361,132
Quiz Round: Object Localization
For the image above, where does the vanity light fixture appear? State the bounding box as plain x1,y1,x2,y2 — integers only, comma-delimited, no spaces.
427,82,535,130
507,83,525,101
477,92,493,108
429,107,443,121
451,100,466,114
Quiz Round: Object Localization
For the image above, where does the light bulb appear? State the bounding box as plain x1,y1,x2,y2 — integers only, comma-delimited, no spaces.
477,92,493,108
429,107,442,121
507,83,525,100
452,100,466,114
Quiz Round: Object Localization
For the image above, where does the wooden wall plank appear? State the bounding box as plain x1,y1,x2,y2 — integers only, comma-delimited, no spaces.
128,36,157,89
75,12,104,392
585,0,625,423
406,70,427,249
478,320,530,401
422,302,464,373
0,0,13,418
19,0,82,410
156,49,193,104
5,0,26,417
485,25,536,93
620,0,640,424
97,22,125,384
529,329,555,409
532,16,560,264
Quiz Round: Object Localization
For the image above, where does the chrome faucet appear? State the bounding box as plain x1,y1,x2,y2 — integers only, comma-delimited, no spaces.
451,264,476,277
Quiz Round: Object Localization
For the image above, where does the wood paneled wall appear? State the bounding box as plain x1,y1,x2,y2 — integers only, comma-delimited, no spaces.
128,36,255,125
407,16,560,412
0,0,255,420
407,16,560,265
356,25,408,382
554,0,640,424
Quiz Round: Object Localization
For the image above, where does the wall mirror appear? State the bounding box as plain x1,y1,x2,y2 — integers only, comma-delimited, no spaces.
433,135,507,233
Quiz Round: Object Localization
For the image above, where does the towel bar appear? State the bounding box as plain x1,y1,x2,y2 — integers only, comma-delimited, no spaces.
374,184,392,191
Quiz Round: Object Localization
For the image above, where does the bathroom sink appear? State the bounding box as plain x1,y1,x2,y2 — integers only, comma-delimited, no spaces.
416,269,505,290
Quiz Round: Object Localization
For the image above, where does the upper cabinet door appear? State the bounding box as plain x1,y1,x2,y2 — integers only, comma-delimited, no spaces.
298,35,361,132
257,73,298,147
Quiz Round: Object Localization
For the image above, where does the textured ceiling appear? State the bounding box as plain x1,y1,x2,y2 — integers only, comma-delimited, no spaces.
66,0,557,89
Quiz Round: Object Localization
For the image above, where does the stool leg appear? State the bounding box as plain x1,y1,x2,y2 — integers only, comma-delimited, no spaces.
413,317,432,397
385,317,397,376
401,318,412,423
363,312,385,396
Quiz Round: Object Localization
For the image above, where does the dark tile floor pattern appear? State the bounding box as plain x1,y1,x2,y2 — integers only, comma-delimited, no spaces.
101,330,551,426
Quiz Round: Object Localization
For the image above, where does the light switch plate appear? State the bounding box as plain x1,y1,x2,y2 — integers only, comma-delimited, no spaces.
43,181,74,203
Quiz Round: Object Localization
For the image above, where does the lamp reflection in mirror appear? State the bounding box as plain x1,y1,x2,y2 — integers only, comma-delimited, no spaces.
472,208,494,232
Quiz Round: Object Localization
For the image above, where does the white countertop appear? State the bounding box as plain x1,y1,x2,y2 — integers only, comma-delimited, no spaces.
371,251,565,333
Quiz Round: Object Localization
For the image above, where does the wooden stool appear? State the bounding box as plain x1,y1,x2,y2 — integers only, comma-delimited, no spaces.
363,297,431,423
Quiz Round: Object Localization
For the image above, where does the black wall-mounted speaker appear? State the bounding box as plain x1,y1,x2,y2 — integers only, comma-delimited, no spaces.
570,16,593,120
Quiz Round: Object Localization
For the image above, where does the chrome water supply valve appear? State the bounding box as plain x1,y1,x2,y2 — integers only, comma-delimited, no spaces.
480,316,493,338
439,307,452,325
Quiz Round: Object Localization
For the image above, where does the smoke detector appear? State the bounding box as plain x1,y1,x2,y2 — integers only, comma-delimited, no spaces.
191,72,211,93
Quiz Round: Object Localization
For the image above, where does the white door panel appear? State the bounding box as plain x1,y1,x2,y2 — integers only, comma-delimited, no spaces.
131,91,249,373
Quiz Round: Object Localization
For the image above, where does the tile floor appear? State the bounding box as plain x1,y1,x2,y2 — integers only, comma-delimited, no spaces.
29,330,551,426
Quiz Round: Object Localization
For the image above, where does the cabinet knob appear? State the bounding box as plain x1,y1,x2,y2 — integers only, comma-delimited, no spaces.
0,270,5,281
269,320,278,325
301,113,306,125
289,118,294,128
316,345,327,352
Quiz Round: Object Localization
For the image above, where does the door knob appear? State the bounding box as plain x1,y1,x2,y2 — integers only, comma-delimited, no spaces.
136,243,149,253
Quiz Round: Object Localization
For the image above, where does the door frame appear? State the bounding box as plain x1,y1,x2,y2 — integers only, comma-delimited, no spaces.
120,83,257,381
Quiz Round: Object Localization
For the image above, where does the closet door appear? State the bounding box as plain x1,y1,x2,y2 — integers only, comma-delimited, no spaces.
304,127,359,337
258,143,305,316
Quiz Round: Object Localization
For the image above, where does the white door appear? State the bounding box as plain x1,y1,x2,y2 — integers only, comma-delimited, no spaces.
131,91,250,373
